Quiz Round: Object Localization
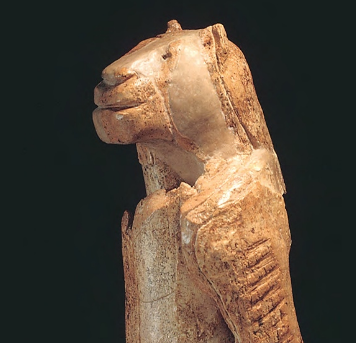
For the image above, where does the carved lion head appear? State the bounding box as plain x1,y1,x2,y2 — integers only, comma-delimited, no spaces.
93,20,274,160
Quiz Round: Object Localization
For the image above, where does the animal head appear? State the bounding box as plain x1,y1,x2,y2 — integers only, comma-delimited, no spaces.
93,20,274,160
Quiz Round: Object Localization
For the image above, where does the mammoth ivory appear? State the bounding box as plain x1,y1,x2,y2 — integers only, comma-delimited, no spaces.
93,20,303,343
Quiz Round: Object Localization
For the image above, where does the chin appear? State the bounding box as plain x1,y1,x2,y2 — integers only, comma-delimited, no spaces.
92,108,136,144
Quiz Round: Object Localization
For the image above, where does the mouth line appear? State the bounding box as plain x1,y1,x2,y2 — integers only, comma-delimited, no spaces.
97,103,143,112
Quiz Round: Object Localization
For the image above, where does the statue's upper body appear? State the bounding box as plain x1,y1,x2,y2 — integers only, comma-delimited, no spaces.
93,20,285,191
93,20,303,343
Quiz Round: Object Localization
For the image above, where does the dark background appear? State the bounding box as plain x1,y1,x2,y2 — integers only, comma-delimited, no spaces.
20,0,351,342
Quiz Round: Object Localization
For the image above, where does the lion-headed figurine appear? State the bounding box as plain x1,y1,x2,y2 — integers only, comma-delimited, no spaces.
93,20,303,343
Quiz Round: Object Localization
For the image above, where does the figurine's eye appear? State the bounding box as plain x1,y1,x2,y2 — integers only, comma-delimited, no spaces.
162,52,172,60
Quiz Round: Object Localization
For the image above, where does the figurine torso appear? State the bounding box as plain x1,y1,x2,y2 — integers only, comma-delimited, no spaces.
123,148,301,343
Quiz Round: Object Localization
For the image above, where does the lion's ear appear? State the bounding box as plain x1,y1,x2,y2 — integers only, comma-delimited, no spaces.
211,24,229,67
166,20,182,33
211,23,229,56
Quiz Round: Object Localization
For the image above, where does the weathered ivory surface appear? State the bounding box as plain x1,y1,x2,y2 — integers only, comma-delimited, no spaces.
93,20,303,343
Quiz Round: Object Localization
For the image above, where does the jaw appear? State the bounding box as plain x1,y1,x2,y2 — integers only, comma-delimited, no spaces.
93,104,147,144
93,73,173,144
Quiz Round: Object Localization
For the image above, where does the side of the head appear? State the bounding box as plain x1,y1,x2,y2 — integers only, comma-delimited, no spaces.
196,23,275,152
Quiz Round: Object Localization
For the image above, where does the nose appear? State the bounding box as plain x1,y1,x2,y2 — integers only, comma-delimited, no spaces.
101,66,136,86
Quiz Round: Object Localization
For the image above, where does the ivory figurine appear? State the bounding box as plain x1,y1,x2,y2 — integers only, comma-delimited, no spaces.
93,20,303,343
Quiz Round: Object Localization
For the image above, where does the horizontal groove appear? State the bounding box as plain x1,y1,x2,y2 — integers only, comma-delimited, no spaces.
245,244,271,268
247,259,279,289
250,274,280,306
250,288,285,323
140,289,175,303
244,238,269,252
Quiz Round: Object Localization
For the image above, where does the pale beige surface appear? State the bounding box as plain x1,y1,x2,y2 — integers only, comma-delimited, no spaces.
94,20,303,343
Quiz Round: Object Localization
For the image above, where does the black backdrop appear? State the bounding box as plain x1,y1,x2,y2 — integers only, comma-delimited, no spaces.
24,1,350,342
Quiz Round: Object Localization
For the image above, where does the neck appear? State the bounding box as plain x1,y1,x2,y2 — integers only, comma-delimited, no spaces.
140,140,205,187
137,137,253,197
